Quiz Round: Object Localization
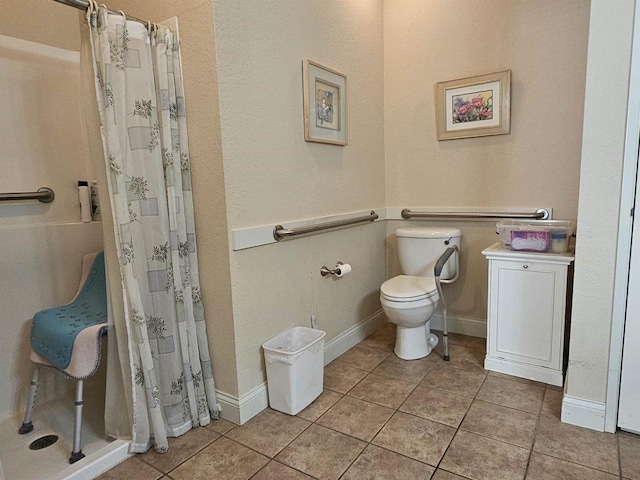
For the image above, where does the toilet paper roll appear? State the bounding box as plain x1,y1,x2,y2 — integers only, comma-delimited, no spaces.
336,263,352,277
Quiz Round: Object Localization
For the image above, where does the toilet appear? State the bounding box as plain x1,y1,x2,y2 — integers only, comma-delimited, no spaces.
380,227,461,360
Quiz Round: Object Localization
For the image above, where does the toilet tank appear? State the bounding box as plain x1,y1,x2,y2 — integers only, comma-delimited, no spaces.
396,227,462,279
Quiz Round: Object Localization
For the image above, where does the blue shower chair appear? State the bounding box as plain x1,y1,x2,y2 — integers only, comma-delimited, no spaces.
20,251,108,464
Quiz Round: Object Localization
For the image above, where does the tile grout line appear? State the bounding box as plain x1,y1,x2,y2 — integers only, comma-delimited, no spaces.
139,341,491,479
521,387,623,479
226,416,316,471
328,345,489,478
138,427,221,475
334,358,442,479
331,364,423,479
328,337,489,478
321,354,450,477
617,432,623,480
521,384,547,480
180,335,529,479
218,424,318,479
109,331,630,480
532,450,626,478
430,365,490,476
533,395,624,477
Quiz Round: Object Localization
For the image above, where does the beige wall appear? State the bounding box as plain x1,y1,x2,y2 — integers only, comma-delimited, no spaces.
212,0,386,396
5,0,620,415
567,0,635,403
0,0,80,51
383,0,591,322
105,0,238,395
0,25,102,418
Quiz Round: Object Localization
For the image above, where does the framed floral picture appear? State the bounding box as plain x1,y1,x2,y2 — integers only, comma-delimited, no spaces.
436,70,511,141
303,60,347,146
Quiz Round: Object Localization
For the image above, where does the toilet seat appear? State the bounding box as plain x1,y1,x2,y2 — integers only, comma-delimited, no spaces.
380,275,438,302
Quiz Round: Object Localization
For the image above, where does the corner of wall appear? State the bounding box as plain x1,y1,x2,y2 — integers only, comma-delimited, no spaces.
566,0,635,407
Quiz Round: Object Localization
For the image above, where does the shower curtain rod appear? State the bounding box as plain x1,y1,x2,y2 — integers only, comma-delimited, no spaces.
51,0,146,25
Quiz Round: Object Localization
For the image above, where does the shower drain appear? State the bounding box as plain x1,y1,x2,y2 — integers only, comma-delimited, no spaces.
29,435,58,450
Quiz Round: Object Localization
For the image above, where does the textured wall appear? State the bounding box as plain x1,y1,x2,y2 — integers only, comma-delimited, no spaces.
567,0,635,403
0,33,103,418
0,0,80,51
0,223,104,420
231,224,386,394
0,35,90,225
383,0,591,322
212,0,386,396
9,0,617,411
106,0,238,395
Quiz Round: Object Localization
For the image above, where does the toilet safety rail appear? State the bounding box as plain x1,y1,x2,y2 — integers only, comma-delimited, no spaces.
401,208,550,220
0,187,55,204
273,210,379,241
434,245,459,362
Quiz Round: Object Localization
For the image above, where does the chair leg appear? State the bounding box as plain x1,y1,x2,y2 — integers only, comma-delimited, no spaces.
19,364,39,434
69,379,86,464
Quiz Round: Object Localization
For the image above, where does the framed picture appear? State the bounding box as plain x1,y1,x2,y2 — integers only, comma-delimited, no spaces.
303,60,347,146
436,70,511,141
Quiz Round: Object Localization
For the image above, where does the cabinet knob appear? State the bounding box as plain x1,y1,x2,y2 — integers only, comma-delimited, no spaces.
523,265,529,269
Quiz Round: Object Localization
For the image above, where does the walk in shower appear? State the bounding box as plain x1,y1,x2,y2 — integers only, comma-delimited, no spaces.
0,23,113,480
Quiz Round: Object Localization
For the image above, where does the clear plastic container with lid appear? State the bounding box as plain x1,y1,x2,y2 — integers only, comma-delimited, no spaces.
496,220,575,253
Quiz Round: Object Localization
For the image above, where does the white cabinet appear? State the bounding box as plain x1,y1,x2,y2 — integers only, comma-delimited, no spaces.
482,243,574,386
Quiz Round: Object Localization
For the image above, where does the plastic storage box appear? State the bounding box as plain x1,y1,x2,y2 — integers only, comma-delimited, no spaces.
496,220,575,253
262,326,326,415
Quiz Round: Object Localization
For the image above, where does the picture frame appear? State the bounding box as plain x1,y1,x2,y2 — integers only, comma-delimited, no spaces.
435,70,511,141
303,60,347,146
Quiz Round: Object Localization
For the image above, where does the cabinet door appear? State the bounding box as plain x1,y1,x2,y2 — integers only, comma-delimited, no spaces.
488,259,567,369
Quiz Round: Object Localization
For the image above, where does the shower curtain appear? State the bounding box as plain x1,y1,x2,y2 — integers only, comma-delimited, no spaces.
82,6,220,453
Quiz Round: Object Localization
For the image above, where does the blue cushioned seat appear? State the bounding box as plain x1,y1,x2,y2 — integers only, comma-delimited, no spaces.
30,251,107,370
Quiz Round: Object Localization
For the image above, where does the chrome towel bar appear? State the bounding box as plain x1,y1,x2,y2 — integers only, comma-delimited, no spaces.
273,210,379,241
401,208,549,220
0,187,55,204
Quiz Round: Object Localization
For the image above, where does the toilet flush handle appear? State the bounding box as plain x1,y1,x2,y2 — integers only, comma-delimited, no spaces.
444,236,452,245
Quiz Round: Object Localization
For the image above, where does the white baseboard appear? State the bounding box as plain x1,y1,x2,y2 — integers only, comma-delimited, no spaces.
218,309,387,425
217,382,269,425
561,394,606,431
217,310,483,425
430,313,487,338
323,309,387,365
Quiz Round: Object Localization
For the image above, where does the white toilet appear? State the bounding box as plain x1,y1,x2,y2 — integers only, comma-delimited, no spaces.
380,227,461,360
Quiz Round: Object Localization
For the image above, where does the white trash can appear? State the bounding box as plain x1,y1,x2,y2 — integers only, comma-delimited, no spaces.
262,326,326,415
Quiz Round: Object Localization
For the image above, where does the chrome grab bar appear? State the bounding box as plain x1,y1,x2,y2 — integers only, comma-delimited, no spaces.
273,210,379,241
0,187,55,204
401,208,549,220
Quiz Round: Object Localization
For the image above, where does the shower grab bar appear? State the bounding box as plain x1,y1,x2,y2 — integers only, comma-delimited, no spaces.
0,187,55,204
401,208,550,220
273,210,379,241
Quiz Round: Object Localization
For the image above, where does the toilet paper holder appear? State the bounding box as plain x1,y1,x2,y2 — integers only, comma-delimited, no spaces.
320,261,351,277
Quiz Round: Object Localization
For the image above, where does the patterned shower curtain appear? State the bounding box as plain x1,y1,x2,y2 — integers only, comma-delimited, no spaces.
85,6,219,453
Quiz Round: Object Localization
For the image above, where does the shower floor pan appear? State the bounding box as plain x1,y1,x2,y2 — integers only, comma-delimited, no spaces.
0,395,129,480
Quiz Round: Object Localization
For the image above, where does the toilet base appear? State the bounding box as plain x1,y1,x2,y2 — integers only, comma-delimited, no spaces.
394,322,439,360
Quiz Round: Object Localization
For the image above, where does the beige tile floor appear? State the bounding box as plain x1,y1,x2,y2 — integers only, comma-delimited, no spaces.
97,325,640,480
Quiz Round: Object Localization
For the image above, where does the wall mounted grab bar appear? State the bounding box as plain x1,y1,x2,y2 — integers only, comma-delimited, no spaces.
273,210,379,241
0,187,55,204
401,208,549,220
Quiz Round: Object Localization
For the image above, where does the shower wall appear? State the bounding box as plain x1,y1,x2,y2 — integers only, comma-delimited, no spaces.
0,32,103,420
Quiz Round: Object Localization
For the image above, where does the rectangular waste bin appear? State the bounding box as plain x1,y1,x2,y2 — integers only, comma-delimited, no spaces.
262,326,326,415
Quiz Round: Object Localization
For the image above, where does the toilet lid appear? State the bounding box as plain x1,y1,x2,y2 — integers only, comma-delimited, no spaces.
380,275,438,301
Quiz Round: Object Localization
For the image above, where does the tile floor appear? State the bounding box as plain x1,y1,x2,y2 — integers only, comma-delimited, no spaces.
97,324,640,480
